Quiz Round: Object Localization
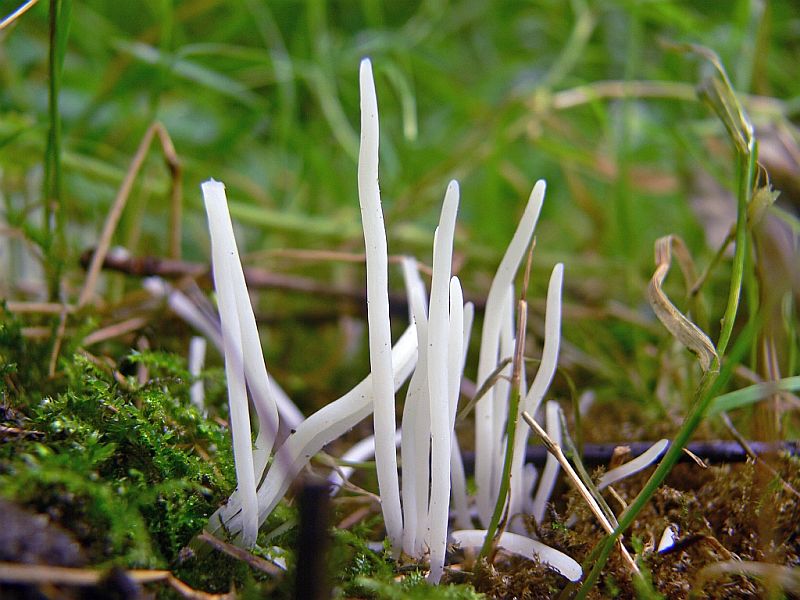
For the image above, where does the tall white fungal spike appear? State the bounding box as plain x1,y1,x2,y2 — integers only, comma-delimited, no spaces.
450,301,474,531
202,179,259,547
510,262,564,531
200,59,578,584
400,256,430,556
357,57,403,550
522,263,564,419
531,400,563,524
474,180,546,525
426,181,460,583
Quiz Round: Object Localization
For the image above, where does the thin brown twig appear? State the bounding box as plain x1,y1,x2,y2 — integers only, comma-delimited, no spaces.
157,126,183,260
251,248,435,277
197,531,284,577
81,316,149,346
20,326,51,339
0,424,44,438
5,301,75,314
0,561,232,599
521,410,641,576
47,302,69,377
336,505,374,529
79,248,426,310
539,79,784,116
78,122,182,308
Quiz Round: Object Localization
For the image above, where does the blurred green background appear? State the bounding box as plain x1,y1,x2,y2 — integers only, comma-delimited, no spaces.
1,0,798,415
0,2,799,593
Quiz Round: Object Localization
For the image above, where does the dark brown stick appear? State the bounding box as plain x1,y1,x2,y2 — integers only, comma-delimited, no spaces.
78,247,442,315
459,440,799,472
295,480,331,600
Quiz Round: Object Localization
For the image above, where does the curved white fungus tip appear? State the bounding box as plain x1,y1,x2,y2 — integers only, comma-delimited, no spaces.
657,524,678,553
524,262,564,418
451,530,582,582
597,439,669,490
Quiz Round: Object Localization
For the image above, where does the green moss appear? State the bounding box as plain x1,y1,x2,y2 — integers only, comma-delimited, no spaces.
354,575,484,600
0,339,234,569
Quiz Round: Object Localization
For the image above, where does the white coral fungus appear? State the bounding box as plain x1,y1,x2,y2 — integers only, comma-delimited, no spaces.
202,59,573,585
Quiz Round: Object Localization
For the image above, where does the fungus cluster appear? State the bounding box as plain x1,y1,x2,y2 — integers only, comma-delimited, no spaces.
202,58,580,584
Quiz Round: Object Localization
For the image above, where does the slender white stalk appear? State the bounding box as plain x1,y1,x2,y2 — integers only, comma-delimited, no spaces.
597,439,669,490
257,324,417,526
358,58,402,549
475,181,546,525
202,180,281,485
510,263,564,530
226,234,280,478
450,437,472,530
188,336,207,412
426,184,460,583
451,530,582,582
491,288,515,498
401,255,427,323
412,380,431,555
447,279,466,430
521,264,564,420
450,301,474,530
208,324,418,536
143,279,304,430
202,179,259,547
531,401,562,524
327,430,402,493
400,257,430,555
143,277,224,351
521,463,539,515
461,303,475,402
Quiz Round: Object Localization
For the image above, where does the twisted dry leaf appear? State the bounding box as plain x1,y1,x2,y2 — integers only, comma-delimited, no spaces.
648,235,718,372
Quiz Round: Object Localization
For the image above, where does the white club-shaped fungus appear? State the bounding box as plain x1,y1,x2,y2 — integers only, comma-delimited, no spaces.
208,323,418,537
200,59,578,585
451,529,582,582
399,255,431,556
202,179,262,547
474,181,546,525
358,58,403,551
597,438,669,491
426,182,460,583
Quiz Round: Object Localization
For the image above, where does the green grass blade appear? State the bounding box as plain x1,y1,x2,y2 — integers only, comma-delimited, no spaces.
707,376,800,416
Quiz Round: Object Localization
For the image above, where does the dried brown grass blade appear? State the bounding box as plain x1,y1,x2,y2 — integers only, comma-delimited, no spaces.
648,235,718,372
0,561,232,599
79,122,182,308
522,411,640,576
694,560,800,597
